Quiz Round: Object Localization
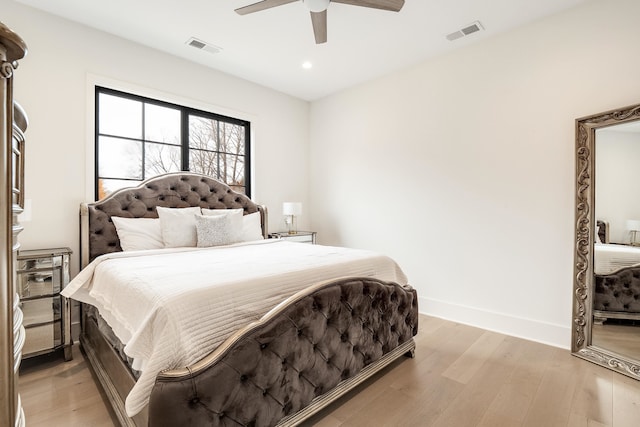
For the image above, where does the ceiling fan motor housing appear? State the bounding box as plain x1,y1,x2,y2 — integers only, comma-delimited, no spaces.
304,0,331,13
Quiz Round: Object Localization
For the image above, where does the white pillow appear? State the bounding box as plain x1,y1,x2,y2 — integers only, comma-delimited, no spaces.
111,217,164,251
201,208,244,217
156,206,201,248
242,212,264,241
195,214,241,247
201,208,263,242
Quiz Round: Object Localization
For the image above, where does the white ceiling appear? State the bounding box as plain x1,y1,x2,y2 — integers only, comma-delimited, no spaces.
16,0,586,101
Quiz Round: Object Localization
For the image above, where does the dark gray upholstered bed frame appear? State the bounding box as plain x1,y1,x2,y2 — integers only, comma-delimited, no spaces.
78,172,418,427
593,220,640,324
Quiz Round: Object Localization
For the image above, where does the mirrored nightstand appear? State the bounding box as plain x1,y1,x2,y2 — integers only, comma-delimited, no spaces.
269,231,317,244
17,247,73,361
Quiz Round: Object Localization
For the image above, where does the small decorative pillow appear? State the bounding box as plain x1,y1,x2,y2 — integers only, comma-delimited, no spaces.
156,206,201,248
201,208,263,242
195,214,241,247
111,217,164,251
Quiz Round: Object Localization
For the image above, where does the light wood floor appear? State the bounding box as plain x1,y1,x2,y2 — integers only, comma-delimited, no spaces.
19,315,640,427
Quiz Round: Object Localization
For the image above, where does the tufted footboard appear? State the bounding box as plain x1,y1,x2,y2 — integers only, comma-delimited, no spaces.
594,266,640,324
147,277,418,426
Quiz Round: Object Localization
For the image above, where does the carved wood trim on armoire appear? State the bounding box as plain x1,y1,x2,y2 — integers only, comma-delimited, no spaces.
1,22,27,427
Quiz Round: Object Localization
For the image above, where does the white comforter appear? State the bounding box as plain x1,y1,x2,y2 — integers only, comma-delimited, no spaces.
62,239,408,416
594,243,640,275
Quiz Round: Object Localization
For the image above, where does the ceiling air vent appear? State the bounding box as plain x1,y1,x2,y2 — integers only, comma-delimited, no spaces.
186,37,222,54
446,21,484,42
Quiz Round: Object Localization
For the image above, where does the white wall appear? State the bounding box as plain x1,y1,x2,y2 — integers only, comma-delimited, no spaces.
3,0,310,276
309,0,640,348
595,130,640,243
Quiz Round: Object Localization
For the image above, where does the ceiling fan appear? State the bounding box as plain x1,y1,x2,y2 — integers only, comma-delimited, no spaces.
235,0,405,44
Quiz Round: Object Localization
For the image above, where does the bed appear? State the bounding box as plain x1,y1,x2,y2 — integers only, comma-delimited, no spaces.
64,172,419,426
593,221,640,325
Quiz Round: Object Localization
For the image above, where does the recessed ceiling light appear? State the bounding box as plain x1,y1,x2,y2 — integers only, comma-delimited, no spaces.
302,61,313,69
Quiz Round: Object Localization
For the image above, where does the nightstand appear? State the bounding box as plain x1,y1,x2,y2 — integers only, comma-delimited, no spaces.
269,231,317,244
17,247,73,361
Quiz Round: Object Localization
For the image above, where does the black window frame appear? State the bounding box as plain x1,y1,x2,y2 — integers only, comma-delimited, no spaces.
94,86,251,199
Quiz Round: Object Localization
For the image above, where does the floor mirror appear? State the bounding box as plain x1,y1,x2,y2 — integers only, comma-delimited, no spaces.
573,102,640,379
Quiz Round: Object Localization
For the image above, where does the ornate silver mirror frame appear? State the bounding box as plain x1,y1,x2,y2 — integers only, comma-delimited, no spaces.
572,102,640,379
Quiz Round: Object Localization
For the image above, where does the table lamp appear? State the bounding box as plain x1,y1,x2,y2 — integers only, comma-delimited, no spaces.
282,202,302,234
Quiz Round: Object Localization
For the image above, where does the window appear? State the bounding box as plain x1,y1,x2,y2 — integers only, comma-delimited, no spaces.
95,87,250,199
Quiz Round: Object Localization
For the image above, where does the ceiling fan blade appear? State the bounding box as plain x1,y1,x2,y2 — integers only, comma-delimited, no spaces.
235,0,298,15
310,10,327,44
331,0,405,12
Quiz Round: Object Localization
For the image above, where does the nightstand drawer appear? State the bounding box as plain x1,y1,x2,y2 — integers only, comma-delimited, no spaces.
281,234,314,243
23,321,62,356
21,296,61,327
18,254,63,271
18,271,61,298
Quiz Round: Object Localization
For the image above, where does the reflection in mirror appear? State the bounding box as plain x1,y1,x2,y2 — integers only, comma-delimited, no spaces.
573,103,640,380
593,122,640,361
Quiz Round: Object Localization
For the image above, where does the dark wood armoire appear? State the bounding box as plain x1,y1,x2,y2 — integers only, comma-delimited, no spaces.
1,21,27,427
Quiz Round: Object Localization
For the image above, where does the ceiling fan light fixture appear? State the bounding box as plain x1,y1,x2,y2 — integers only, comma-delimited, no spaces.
303,0,330,13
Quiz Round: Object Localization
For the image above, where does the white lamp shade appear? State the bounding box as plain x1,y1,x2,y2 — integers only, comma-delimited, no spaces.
627,219,640,231
283,202,302,216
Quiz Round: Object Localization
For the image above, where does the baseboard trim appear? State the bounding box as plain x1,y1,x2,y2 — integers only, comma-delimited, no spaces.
419,296,570,350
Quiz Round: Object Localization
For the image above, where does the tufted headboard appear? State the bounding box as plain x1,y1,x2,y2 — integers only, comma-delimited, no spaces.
596,220,609,244
80,172,267,267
